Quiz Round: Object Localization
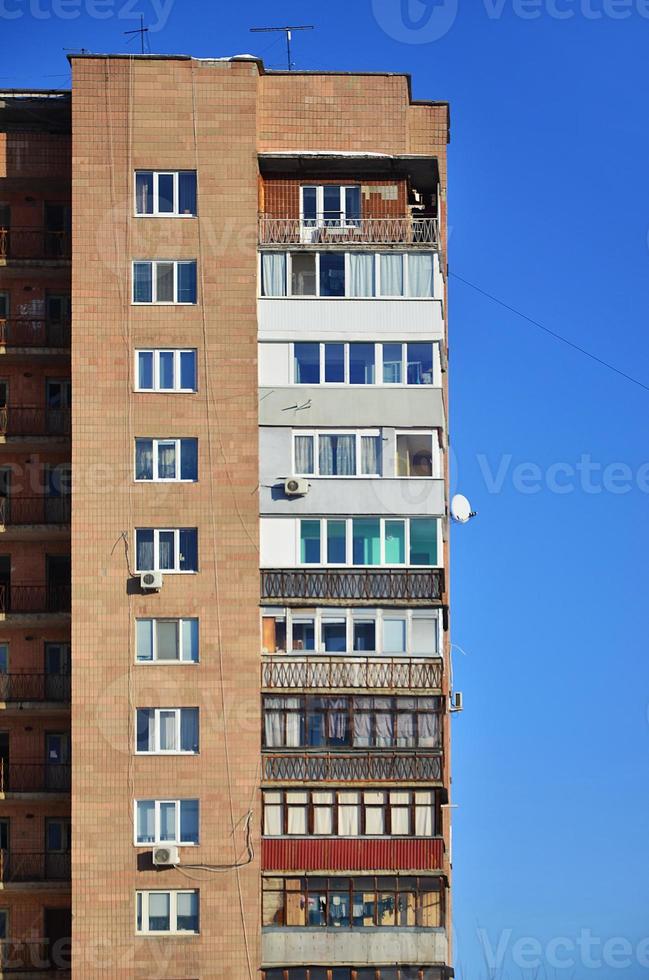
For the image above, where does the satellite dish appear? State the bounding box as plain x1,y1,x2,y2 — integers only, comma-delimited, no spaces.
451,494,476,524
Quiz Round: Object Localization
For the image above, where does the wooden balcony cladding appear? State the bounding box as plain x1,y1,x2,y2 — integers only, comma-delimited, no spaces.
258,216,440,249
0,318,70,348
0,497,71,525
262,836,444,873
263,752,442,783
0,584,71,614
0,761,71,793
262,657,443,692
261,569,445,607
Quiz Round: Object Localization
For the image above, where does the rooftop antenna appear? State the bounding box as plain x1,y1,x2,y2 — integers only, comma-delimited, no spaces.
124,15,149,55
250,25,314,71
63,48,90,54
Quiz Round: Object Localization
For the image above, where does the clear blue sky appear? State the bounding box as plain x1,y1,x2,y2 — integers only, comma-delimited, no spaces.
4,1,648,976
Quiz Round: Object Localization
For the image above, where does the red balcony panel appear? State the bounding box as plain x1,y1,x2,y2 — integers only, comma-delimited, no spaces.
262,836,444,872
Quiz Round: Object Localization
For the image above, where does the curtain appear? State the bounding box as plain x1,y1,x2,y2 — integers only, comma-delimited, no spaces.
159,802,176,840
287,804,307,835
412,618,437,655
285,699,302,746
352,708,371,747
365,806,384,835
313,800,333,834
264,705,283,747
415,802,434,837
295,436,314,474
159,710,177,750
180,709,198,752
338,794,360,835
135,440,153,480
136,531,154,571
148,893,170,930
383,619,406,654
419,709,440,748
158,531,174,570
390,793,410,834
397,711,415,747
158,443,176,479
349,253,375,296
319,435,356,476
136,620,153,662
360,436,380,475
136,710,154,752
137,801,155,842
264,802,282,836
375,711,394,747
328,698,348,741
408,253,434,297
380,254,404,296
262,253,286,297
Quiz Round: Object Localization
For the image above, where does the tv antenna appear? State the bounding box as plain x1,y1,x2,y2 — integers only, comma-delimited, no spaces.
250,25,314,71
124,15,149,54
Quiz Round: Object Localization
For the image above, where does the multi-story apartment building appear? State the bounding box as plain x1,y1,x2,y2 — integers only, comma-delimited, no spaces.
2,54,451,979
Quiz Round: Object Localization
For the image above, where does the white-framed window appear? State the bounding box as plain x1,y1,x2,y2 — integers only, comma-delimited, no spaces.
298,517,440,567
134,171,197,217
135,438,198,481
300,184,361,228
135,349,197,392
395,431,441,478
135,708,199,754
136,619,199,663
135,799,199,845
293,430,381,477
291,341,438,387
263,788,438,837
136,890,199,934
260,251,435,299
135,528,198,573
261,608,441,657
132,261,197,304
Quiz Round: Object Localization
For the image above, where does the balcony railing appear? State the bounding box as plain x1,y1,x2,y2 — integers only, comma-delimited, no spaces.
0,761,71,793
0,318,70,348
0,673,70,702
0,407,71,437
262,657,443,691
259,215,440,248
0,940,68,973
0,497,71,526
0,584,71,614
263,752,442,783
261,569,445,605
0,850,70,882
0,228,71,261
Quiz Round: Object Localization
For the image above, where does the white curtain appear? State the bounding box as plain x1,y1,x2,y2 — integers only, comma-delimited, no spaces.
135,441,153,480
159,711,177,750
328,698,348,740
415,802,434,837
287,803,307,835
361,435,380,475
264,703,283,747
397,711,415,747
408,253,434,297
419,709,440,747
264,794,283,835
158,443,176,479
158,531,174,570
314,804,333,835
295,436,314,474
137,801,155,842
338,794,360,835
365,806,384,835
390,793,410,834
383,619,406,654
319,435,355,476
349,253,375,296
352,700,372,746
262,253,286,296
136,531,154,571
380,254,404,296
285,699,302,746
375,712,394,746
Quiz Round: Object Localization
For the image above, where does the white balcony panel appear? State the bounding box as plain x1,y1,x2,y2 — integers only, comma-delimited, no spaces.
258,298,445,342
260,478,445,518
259,387,445,428
262,927,448,967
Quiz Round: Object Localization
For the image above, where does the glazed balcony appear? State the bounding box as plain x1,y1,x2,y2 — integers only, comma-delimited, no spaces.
261,569,445,607
259,215,439,249
262,657,443,693
0,227,70,261
0,849,70,882
0,407,71,438
0,760,70,793
0,673,70,703
262,836,444,873
263,752,442,783
0,497,70,526
0,318,70,349
0,584,70,615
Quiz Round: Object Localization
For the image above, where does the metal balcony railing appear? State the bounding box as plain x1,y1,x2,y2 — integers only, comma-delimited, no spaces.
0,760,71,793
262,657,443,691
0,583,71,614
259,215,440,248
0,228,71,260
263,751,443,783
0,940,68,973
0,407,71,437
261,569,445,605
0,850,70,882
0,673,70,702
0,318,70,348
0,496,71,525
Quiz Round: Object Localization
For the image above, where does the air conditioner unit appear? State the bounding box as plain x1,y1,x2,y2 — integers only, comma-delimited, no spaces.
284,477,309,497
450,691,464,713
152,845,179,866
140,571,163,591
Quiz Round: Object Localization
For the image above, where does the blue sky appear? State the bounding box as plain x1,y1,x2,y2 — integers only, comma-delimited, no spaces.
4,0,649,976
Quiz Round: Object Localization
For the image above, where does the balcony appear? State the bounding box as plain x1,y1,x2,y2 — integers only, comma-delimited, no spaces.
262,837,444,872
261,569,445,606
0,228,71,261
0,318,70,349
262,657,442,692
0,673,70,703
0,761,70,793
259,216,439,249
0,940,69,974
263,752,442,783
262,929,448,971
0,850,70,882
0,407,71,438
0,497,71,526
0,584,71,615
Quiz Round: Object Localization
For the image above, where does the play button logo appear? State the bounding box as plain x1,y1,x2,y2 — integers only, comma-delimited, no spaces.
372,0,459,42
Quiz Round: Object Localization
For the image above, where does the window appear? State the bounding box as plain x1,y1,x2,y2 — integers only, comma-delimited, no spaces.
135,708,199,754
135,171,197,216
0,293,8,319
135,439,198,481
136,619,199,663
294,432,381,477
261,609,440,657
261,877,444,930
292,342,436,386
132,261,197,304
396,433,438,478
298,518,439,567
263,789,438,837
263,696,442,749
300,185,361,228
0,643,7,673
136,349,197,392
136,890,199,934
260,252,435,299
135,528,198,572
135,799,199,844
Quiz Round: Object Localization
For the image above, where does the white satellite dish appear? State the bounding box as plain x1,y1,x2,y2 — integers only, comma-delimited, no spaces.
450,494,476,524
